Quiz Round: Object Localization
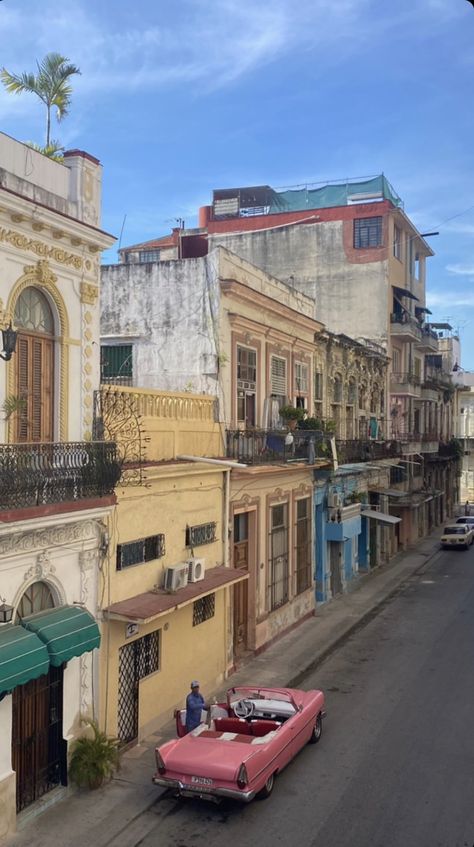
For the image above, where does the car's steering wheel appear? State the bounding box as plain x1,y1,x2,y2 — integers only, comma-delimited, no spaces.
233,698,255,719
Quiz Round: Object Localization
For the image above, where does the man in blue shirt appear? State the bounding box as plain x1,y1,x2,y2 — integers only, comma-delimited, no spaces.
186,681,207,732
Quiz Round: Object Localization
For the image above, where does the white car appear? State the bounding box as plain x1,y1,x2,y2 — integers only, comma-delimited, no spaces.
456,516,474,527
441,523,474,550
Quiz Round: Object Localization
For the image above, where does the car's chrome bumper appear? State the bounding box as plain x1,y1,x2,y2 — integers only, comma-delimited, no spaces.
152,775,256,803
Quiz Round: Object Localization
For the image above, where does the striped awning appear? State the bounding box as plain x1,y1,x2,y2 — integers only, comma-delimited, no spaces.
22,605,101,667
0,625,50,696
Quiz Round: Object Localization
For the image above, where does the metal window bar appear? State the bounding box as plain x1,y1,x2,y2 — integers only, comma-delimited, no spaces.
186,522,217,547
295,501,312,595
193,594,216,626
269,511,289,611
354,216,383,248
116,534,165,570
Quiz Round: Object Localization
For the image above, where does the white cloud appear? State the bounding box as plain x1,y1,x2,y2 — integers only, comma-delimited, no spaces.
446,264,474,276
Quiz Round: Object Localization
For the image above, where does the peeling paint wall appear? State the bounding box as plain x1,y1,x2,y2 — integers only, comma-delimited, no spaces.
208,223,389,348
101,252,221,395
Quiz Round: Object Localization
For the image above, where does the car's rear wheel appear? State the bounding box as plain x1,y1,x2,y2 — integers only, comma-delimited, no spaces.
257,772,275,799
309,713,322,744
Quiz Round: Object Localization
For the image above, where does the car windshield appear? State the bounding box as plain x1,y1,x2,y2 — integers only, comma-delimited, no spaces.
444,526,467,535
229,688,294,706
457,517,474,524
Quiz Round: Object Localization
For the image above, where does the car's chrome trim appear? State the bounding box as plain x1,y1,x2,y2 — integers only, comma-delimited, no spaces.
152,775,256,802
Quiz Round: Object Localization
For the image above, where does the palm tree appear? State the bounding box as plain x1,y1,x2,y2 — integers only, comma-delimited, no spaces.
1,52,81,147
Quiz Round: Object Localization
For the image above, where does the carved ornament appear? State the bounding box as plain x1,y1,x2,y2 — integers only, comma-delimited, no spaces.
0,226,83,269
80,282,99,305
0,520,100,558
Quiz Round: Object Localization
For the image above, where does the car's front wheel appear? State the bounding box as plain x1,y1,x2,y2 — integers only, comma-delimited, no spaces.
257,772,275,799
309,713,323,744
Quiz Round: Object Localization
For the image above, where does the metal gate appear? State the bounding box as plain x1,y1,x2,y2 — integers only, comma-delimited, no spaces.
118,632,160,744
12,665,65,813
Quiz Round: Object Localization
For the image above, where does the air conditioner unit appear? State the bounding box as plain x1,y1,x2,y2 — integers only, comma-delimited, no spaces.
328,493,342,509
163,563,189,592
187,557,206,583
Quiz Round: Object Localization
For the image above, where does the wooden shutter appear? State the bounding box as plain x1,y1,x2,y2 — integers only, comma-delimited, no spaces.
15,334,54,442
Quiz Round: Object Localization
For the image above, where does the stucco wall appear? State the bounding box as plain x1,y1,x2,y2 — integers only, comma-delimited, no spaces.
209,223,389,347
101,253,221,395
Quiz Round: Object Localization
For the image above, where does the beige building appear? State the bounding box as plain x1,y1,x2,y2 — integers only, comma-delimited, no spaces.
0,133,117,836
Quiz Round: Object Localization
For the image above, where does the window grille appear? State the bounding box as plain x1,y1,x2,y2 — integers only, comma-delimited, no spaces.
186,522,217,547
333,377,343,403
393,225,402,260
347,380,357,405
193,593,215,626
354,216,383,249
269,503,289,610
271,356,287,396
116,534,165,570
295,498,312,594
390,466,405,485
101,344,133,385
237,346,257,384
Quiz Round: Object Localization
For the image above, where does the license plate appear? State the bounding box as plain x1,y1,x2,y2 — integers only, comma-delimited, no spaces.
191,776,213,786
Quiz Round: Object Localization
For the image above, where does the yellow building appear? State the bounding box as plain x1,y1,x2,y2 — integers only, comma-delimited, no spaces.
97,388,246,742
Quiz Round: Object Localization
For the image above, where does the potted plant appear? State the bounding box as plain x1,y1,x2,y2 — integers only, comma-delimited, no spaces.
69,720,120,790
278,404,306,430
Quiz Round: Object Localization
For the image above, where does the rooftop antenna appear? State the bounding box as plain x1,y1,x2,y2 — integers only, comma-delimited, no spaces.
118,214,127,251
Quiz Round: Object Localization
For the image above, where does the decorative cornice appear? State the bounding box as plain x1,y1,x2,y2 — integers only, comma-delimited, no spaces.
0,519,100,557
0,225,83,269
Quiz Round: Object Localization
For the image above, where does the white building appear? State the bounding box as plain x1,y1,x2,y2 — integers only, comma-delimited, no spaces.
0,133,118,836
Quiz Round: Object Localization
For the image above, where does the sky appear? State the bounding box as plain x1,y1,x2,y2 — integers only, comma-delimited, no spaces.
1,0,474,365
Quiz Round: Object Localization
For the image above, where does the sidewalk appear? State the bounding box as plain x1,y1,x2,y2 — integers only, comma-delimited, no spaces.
7,528,443,847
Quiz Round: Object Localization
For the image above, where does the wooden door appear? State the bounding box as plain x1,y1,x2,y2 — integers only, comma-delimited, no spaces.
12,665,64,812
233,513,249,657
16,332,54,442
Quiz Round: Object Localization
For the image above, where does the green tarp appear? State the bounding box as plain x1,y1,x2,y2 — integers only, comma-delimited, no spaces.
269,175,402,214
22,605,101,667
0,625,50,695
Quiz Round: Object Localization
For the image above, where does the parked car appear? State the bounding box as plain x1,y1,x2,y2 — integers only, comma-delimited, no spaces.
456,516,474,527
441,523,474,550
152,686,326,803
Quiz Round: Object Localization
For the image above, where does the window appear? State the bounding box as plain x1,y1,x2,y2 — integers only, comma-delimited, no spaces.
414,358,422,381
186,522,217,547
333,375,343,404
14,287,54,442
269,503,289,610
139,250,161,263
354,216,383,249
101,344,133,385
392,348,401,374
237,345,257,426
390,465,405,485
393,225,402,260
295,498,312,594
294,362,308,394
347,379,357,406
116,534,165,570
314,371,323,401
133,631,160,678
193,594,215,626
271,355,287,406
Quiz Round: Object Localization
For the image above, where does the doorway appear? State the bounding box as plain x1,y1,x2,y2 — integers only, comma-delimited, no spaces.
329,542,343,596
233,512,250,659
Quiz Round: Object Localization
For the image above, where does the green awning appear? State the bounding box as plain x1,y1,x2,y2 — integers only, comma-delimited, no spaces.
0,625,50,695
22,606,101,667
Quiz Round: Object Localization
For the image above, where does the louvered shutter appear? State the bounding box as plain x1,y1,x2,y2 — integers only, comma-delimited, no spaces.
271,356,287,395
16,337,29,441
15,334,54,442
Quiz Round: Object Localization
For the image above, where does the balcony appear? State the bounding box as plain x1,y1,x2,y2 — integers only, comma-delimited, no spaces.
390,313,422,343
226,429,328,465
326,502,362,541
390,372,422,396
0,441,121,512
420,432,440,454
336,439,401,463
417,326,439,353
423,365,453,389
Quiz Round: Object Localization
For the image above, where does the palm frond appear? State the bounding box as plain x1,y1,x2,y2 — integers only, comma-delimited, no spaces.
0,69,38,96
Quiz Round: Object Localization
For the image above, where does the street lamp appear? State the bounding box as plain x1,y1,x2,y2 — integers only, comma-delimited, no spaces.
0,322,17,362
0,599,14,625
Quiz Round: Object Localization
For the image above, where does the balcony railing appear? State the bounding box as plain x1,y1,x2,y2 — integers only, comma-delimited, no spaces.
0,441,121,511
226,429,328,465
390,314,422,340
423,366,453,388
336,439,401,463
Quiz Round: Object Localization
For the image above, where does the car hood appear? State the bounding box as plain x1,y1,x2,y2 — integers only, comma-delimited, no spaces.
159,732,261,779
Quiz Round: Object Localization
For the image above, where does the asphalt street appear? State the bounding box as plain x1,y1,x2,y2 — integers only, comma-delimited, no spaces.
107,544,474,847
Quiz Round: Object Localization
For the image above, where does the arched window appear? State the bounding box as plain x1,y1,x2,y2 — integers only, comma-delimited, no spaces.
333,374,343,403
14,287,55,442
16,580,55,621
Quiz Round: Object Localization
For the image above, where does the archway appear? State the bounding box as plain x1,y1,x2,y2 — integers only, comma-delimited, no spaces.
13,287,55,442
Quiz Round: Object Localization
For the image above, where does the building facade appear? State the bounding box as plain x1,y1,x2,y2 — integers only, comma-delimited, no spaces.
0,134,117,836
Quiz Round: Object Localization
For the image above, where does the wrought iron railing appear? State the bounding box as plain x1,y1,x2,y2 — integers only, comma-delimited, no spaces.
390,372,422,386
226,429,328,465
0,441,121,511
336,439,401,463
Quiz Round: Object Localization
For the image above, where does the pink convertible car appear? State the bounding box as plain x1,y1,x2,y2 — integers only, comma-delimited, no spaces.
152,685,326,803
